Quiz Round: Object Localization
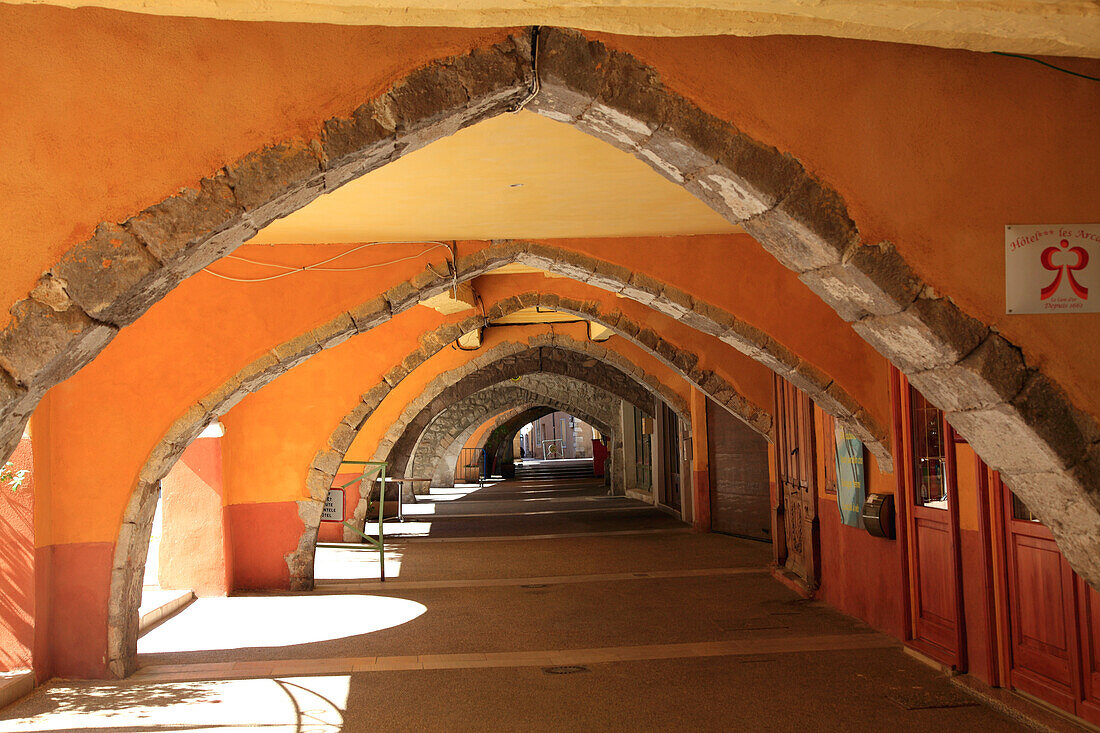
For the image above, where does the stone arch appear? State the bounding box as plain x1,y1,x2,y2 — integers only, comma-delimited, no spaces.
379,342,670,480
107,275,783,676
77,27,1095,676
479,405,558,469
367,333,689,470
430,400,612,492
393,354,652,486
402,376,623,497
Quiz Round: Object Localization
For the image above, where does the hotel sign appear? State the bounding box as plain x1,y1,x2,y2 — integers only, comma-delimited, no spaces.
1006,224,1099,314
321,488,344,522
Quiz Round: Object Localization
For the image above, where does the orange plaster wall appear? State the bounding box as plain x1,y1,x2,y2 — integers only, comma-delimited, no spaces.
812,402,904,637
220,305,465,508
0,3,512,313
466,409,519,453
598,33,1100,419
33,241,458,548
543,236,890,429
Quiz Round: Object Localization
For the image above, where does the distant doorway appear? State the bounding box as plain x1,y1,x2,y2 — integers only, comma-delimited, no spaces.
706,399,770,541
658,402,681,511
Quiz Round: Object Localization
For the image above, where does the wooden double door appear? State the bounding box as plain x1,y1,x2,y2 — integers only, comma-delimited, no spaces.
997,477,1100,725
773,376,819,586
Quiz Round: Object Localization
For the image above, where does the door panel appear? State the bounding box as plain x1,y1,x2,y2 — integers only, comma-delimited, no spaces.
707,399,770,540
1078,585,1100,724
1001,483,1079,713
894,372,963,668
774,376,818,586
911,514,959,654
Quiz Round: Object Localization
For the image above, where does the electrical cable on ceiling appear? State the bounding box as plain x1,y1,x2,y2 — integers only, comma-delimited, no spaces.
512,26,541,113
992,51,1100,82
201,240,456,283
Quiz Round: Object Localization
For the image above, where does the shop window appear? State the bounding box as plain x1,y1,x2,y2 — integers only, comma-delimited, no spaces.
1010,491,1041,522
908,385,947,509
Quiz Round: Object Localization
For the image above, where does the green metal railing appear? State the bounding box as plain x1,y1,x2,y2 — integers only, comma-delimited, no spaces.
335,460,389,581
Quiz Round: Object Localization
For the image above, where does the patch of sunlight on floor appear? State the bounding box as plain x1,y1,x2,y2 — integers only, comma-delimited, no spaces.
362,521,433,537
2,676,350,732
138,596,425,653
315,546,405,580
402,503,438,515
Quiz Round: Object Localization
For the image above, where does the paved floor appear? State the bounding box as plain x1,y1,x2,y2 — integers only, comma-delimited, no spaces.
1,464,1032,731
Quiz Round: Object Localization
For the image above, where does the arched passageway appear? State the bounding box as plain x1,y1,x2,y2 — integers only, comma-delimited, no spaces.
1,22,1094,687
402,375,625,493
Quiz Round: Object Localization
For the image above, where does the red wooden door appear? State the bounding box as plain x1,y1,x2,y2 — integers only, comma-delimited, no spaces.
895,375,965,668
773,376,819,587
1078,586,1100,724
1000,479,1100,725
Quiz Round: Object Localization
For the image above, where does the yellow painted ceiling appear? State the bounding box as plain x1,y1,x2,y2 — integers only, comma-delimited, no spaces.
15,1,1100,57
489,307,584,325
251,111,740,244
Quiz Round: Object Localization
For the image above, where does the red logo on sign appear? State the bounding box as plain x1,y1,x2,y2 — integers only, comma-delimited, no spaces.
1040,239,1089,300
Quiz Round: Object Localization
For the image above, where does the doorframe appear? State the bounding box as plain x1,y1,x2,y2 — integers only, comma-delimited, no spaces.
991,471,1099,721
892,366,968,670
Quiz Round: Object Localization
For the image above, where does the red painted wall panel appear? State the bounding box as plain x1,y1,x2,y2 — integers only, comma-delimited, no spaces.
225,501,301,591
0,439,34,673
817,496,905,638
43,542,114,679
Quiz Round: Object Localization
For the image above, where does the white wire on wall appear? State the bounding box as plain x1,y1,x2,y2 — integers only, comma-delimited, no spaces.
201,240,458,291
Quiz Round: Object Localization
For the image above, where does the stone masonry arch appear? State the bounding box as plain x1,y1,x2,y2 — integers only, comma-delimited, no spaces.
404,376,622,496
338,344,662,538
379,342,669,482
479,405,558,471
394,356,651,487
78,27,1095,676
367,333,688,470
109,274,788,676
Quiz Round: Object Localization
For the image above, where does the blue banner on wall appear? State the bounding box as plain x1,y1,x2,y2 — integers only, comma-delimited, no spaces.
834,423,866,528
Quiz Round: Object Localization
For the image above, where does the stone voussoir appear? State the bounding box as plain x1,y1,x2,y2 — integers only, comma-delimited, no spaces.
742,173,858,274
798,240,922,323
0,297,117,390
906,333,1027,413
50,223,164,326
852,293,988,373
